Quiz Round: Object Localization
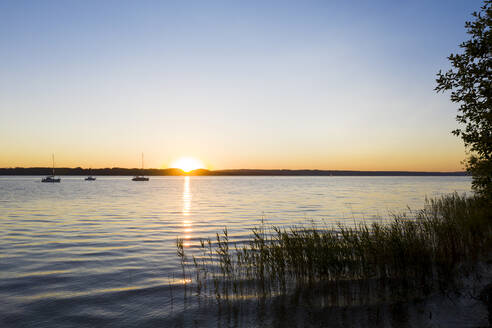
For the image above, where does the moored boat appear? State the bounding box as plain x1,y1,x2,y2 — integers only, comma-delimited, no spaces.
132,153,149,182
42,154,61,183
85,168,96,181
132,176,149,181
42,176,61,183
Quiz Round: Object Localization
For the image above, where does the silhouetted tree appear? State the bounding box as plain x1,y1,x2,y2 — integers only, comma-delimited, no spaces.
436,0,492,199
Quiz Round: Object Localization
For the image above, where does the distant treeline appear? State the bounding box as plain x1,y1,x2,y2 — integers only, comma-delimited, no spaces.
0,167,467,176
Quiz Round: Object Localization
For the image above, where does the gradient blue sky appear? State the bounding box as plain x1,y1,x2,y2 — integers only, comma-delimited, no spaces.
0,0,483,170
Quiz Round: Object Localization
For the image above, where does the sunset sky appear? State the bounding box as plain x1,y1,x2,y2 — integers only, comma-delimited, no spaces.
0,0,482,171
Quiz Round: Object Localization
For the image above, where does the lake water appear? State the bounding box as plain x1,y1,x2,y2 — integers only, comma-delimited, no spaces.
0,176,473,327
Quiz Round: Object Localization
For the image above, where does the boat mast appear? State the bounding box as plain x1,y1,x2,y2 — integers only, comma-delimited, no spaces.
52,153,55,177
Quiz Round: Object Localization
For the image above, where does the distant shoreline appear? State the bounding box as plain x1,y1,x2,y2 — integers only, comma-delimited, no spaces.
0,167,467,176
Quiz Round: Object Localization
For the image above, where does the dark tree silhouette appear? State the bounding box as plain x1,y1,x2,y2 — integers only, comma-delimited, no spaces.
436,0,492,199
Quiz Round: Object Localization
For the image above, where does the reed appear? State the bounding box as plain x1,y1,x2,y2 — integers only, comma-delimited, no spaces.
177,193,491,303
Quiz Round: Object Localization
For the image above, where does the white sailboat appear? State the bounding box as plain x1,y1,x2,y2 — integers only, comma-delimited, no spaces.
41,154,61,183
132,153,149,181
85,168,96,181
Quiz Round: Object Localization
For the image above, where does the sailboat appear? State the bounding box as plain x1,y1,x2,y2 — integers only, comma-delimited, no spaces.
41,154,61,183
85,168,96,181
132,153,149,181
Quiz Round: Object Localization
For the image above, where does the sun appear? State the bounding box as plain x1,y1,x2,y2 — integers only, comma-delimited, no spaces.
171,157,205,172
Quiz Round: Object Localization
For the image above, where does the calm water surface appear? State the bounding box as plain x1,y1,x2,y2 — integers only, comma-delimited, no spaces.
0,176,471,327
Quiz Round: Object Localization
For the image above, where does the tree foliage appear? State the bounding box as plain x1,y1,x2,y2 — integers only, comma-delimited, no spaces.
436,0,492,199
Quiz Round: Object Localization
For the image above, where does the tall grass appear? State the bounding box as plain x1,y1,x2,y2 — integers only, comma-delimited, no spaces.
177,194,491,304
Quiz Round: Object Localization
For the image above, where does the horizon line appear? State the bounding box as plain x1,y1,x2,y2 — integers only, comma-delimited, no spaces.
0,167,467,175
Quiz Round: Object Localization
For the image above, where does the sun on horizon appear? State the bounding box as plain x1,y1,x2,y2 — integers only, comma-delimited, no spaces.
170,157,205,173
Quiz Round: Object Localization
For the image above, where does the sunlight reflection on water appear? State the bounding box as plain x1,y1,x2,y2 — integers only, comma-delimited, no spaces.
182,176,192,247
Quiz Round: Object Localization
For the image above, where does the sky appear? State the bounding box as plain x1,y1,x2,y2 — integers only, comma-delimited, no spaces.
0,0,484,171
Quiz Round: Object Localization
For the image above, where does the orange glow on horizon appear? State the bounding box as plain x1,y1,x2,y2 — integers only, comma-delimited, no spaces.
1,149,466,172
